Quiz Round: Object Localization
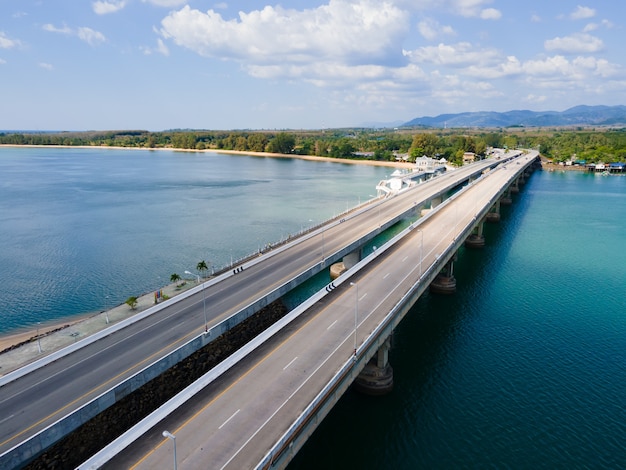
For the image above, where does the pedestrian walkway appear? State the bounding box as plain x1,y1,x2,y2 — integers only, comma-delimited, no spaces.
0,280,196,376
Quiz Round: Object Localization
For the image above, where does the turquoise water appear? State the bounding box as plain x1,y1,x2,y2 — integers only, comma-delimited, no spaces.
0,147,390,334
289,170,626,468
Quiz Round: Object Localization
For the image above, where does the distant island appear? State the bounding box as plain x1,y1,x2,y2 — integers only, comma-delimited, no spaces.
402,105,626,129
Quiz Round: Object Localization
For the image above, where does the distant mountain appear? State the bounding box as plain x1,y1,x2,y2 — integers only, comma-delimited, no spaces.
402,105,626,128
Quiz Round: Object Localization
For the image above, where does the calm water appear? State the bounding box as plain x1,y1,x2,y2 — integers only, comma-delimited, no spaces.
0,146,389,334
289,170,626,469
2,147,625,468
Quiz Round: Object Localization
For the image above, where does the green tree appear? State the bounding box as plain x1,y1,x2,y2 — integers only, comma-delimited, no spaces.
170,273,181,283
266,133,295,154
196,260,209,279
125,296,138,310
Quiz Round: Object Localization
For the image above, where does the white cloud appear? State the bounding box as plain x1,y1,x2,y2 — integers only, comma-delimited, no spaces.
156,38,169,56
545,33,603,54
418,18,455,41
43,24,72,35
43,24,106,46
546,33,603,55
465,55,523,79
143,0,188,6
0,58,6,65
39,62,53,70
583,22,598,32
77,27,106,46
525,94,547,103
480,8,501,20
160,1,409,67
570,5,595,20
531,14,541,23
93,1,127,15
0,32,21,49
404,42,500,67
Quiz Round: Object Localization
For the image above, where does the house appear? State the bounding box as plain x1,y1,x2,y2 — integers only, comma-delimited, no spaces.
463,152,476,164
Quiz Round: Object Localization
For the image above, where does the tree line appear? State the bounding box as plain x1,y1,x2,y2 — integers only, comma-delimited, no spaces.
1,127,625,164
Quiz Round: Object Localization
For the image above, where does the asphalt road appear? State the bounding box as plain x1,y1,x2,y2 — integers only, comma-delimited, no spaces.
113,152,537,469
0,154,517,458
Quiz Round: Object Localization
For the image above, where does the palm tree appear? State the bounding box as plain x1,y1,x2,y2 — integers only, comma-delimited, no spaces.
196,260,209,279
170,273,181,283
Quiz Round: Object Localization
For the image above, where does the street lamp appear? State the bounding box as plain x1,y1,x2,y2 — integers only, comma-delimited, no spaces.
162,430,177,470
185,270,207,333
350,282,358,358
36,322,42,354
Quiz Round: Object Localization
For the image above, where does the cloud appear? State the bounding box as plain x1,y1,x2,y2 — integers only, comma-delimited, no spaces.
531,14,541,23
43,24,72,35
93,1,126,14
418,18,455,41
77,27,106,46
525,94,547,103
451,0,501,19
143,0,188,6
43,24,106,46
0,32,21,49
160,1,409,67
570,5,595,20
39,62,53,70
544,33,603,54
404,42,501,67
480,8,501,20
0,58,6,65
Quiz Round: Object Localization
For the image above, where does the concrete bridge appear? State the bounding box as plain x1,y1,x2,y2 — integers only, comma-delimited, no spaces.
0,150,537,469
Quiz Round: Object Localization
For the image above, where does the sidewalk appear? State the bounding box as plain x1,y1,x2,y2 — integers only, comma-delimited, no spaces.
0,280,196,376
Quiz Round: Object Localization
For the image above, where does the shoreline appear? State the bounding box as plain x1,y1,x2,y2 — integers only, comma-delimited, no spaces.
0,144,416,169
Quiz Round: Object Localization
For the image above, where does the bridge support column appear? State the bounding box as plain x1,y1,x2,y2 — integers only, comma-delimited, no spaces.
465,221,485,248
430,257,456,294
510,178,520,194
354,336,393,395
430,196,443,209
500,188,512,206
486,200,501,222
330,251,361,280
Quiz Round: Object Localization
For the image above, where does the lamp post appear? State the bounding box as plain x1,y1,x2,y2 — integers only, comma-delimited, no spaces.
162,430,177,470
185,270,207,333
350,282,358,358
36,322,42,354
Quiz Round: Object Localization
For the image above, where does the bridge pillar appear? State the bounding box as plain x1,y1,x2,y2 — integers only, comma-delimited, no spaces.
510,178,520,194
465,221,485,248
354,336,393,395
486,199,501,222
330,251,361,280
430,196,443,209
430,257,456,294
500,188,512,206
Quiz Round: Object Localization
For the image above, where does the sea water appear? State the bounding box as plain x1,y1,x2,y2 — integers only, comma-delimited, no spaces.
0,146,389,334
289,170,626,468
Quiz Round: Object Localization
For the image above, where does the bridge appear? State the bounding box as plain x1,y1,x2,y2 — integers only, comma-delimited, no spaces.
0,150,538,469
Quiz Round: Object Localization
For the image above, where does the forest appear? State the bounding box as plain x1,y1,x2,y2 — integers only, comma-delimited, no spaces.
1,127,625,165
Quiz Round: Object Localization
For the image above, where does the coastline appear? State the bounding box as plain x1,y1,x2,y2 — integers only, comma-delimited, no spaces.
0,144,416,169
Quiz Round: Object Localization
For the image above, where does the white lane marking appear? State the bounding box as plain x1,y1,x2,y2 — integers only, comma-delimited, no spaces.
327,320,338,330
402,256,408,262
218,409,240,430
283,356,298,371
0,414,14,425
383,273,390,279
359,293,368,302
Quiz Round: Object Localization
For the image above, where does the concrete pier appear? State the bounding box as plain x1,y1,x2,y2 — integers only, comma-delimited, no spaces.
465,221,485,248
486,199,501,222
430,258,457,294
354,337,393,395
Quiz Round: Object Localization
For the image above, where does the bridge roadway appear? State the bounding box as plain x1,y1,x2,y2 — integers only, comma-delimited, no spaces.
0,153,518,463
97,152,537,469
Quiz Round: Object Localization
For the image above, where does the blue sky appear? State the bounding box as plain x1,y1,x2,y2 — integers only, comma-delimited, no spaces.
1,1,624,130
